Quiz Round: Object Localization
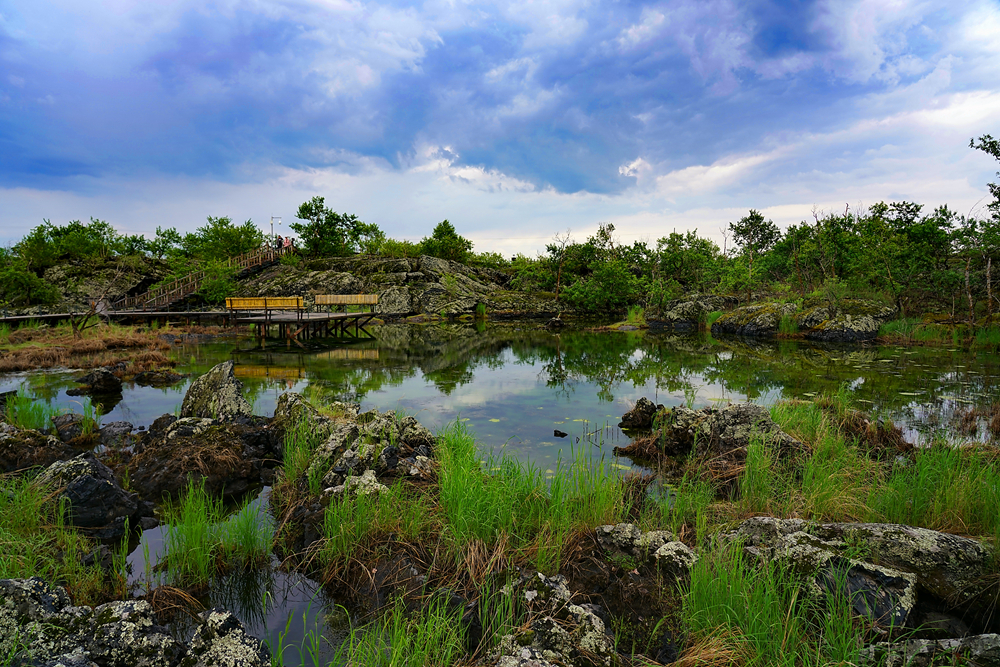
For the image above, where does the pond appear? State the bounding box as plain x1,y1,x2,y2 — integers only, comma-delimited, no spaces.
4,322,999,468
4,321,999,662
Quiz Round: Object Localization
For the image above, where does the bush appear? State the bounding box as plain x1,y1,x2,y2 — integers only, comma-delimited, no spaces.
561,259,642,313
420,220,473,263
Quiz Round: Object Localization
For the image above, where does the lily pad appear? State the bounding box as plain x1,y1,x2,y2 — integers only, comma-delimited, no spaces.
489,418,500,423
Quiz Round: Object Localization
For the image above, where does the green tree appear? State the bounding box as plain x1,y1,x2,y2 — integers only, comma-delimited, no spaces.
420,220,474,263
729,210,780,299
291,196,381,257
181,216,263,261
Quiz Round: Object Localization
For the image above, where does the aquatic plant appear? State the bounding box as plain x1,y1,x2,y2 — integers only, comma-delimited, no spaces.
3,387,59,432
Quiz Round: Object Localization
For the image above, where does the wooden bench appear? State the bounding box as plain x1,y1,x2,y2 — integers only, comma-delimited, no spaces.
315,294,379,313
225,296,304,324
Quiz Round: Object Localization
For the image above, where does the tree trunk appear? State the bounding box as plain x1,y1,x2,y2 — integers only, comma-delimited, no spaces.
965,257,975,325
987,256,994,322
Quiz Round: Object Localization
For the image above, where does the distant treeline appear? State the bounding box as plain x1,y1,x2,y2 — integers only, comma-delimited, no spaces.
3,135,999,317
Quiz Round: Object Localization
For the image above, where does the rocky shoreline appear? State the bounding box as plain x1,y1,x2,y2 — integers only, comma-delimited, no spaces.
3,360,1000,666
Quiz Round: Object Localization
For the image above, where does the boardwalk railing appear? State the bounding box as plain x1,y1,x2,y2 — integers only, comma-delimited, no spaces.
112,246,290,311
315,294,379,313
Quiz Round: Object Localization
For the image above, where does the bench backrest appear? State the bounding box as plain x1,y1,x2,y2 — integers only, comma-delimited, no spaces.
315,294,379,306
226,296,303,310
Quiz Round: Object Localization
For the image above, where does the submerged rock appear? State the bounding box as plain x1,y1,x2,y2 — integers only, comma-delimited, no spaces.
0,577,268,667
133,370,184,387
711,302,799,338
66,368,123,397
180,361,253,422
860,634,1000,666
617,397,662,430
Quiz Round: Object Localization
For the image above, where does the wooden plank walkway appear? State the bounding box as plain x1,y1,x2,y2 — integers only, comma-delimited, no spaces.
232,311,377,345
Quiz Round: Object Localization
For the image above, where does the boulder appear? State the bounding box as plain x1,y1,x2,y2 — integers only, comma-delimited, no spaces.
324,469,388,498
861,634,1000,667
594,523,696,580
36,452,152,540
375,285,415,315
711,302,799,338
727,517,992,627
133,370,184,387
180,361,253,422
127,418,279,501
270,392,342,443
797,299,897,342
617,398,662,430
0,578,268,667
52,413,89,443
649,294,735,330
66,368,123,397
491,573,615,667
99,421,134,448
0,422,77,474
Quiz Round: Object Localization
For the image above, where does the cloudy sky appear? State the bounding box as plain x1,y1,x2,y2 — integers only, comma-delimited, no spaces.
2,0,999,255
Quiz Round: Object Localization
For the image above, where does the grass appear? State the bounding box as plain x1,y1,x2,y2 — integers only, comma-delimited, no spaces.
161,479,273,589
0,476,105,604
683,540,862,667
626,305,646,326
3,387,60,432
777,312,799,335
703,310,723,330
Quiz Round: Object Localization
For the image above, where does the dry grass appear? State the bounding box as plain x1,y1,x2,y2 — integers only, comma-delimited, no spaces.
672,629,751,667
143,585,206,622
0,323,175,373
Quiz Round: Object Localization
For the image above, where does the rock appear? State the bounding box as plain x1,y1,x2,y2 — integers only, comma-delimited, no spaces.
797,299,897,343
649,294,735,330
631,403,805,487
133,370,184,387
66,368,123,397
320,442,376,488
554,429,568,438
325,469,388,498
861,634,1000,667
0,422,77,474
52,413,88,442
375,285,414,315
185,608,270,667
407,455,434,479
727,517,991,626
594,523,695,579
545,316,565,330
0,578,267,667
617,397,662,430
306,422,361,483
35,452,149,539
127,418,278,501
270,392,338,442
711,302,799,338
492,573,615,667
99,421,134,447
180,361,253,422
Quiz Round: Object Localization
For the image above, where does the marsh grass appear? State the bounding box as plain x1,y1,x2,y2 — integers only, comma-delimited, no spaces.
777,313,799,336
703,310,723,330
341,596,467,667
162,480,272,588
684,541,862,667
625,305,646,326
3,387,59,432
0,477,104,604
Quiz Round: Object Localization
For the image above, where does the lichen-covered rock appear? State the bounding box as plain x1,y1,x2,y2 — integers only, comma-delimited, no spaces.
594,523,694,580
797,299,897,342
491,573,614,667
99,421,134,448
270,392,338,443
324,469,388,498
306,422,361,483
617,398,662,430
180,361,253,422
861,633,1000,667
653,542,698,580
376,285,414,315
712,302,799,337
182,609,270,667
0,578,266,667
727,517,991,626
649,294,736,330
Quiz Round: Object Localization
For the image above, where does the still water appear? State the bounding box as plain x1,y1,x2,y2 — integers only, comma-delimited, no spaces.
4,322,999,465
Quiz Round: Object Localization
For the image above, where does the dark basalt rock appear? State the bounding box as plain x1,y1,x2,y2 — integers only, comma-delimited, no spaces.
66,367,123,397
52,413,88,443
617,397,662,431
36,452,153,540
711,302,799,338
133,370,184,387
0,422,77,474
99,421,134,448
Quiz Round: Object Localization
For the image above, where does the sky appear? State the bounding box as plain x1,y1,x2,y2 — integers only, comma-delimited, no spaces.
2,0,1000,256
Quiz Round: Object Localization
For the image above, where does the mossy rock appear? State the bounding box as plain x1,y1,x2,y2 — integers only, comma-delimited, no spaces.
711,302,799,337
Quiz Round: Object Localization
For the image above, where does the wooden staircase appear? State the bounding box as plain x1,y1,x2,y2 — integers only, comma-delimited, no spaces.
112,246,290,311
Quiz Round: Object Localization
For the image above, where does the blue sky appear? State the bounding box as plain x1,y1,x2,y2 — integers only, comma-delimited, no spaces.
2,0,999,254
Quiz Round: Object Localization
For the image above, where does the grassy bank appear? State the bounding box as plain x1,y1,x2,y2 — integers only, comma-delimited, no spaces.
878,317,1000,348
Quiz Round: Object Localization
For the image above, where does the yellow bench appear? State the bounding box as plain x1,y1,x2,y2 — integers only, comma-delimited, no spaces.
225,296,304,323
315,294,378,313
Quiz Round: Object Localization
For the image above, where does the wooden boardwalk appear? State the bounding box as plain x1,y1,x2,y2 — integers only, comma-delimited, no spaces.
232,311,377,345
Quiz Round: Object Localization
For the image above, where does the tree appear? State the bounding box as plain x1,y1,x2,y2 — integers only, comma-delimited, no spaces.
971,134,1000,216
546,229,572,299
181,216,263,261
290,196,381,257
729,210,780,300
420,220,473,263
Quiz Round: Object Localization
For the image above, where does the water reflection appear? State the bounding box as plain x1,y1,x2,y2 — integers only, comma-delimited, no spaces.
2,324,998,467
